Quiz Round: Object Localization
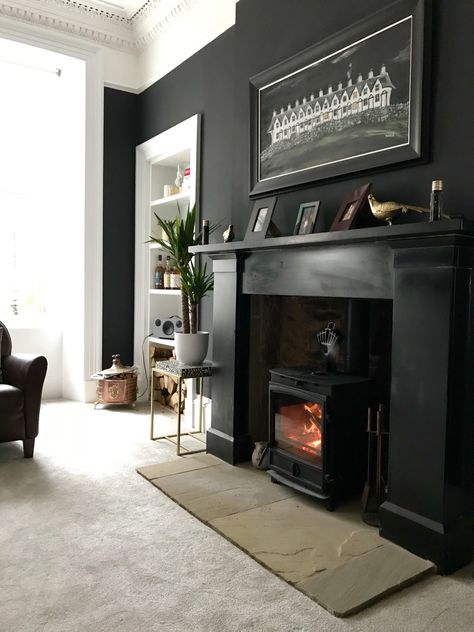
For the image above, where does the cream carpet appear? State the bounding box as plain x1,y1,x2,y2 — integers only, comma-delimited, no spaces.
1,400,474,631
137,454,434,617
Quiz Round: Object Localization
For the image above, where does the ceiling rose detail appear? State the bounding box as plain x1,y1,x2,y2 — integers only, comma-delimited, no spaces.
0,0,195,51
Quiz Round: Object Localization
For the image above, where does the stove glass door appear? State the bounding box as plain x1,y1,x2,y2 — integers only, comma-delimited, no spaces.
272,390,324,466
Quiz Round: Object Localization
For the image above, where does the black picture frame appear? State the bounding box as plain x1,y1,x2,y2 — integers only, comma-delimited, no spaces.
294,201,321,235
244,196,277,241
330,183,372,231
249,0,430,196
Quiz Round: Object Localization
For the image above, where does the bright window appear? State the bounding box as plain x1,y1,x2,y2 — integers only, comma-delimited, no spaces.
0,38,85,326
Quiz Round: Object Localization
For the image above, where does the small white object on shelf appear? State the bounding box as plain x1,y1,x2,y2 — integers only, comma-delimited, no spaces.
163,184,179,197
182,166,191,191
175,164,183,190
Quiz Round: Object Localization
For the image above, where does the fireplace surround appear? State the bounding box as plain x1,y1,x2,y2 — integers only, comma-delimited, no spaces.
192,219,474,573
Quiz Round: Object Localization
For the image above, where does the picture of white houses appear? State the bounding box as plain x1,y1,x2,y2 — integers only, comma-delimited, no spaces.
267,64,395,145
255,16,414,186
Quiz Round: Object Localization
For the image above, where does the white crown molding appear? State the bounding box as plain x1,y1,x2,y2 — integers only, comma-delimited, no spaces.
133,0,193,49
0,0,195,52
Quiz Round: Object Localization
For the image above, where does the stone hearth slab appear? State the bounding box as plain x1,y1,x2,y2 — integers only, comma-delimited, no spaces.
150,462,298,521
136,452,221,480
296,542,434,617
210,495,384,583
137,455,435,617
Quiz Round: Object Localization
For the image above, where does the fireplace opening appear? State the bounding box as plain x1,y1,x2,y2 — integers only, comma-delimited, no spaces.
247,296,392,509
248,296,393,442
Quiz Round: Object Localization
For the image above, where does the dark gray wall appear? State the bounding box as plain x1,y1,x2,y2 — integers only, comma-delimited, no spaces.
104,0,474,359
137,28,235,231
230,0,474,237
102,88,137,367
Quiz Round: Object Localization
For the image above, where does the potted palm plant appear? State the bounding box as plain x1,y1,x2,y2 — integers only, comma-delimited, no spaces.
174,260,214,364
150,205,199,334
149,205,215,364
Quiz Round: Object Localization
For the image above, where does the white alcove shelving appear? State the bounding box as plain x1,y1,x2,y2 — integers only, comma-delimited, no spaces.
134,114,201,417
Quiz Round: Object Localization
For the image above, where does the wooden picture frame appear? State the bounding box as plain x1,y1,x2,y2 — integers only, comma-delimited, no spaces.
294,201,321,235
244,196,278,241
330,183,372,231
250,0,429,196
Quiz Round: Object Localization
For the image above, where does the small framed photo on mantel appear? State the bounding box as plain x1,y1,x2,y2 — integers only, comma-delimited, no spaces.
330,183,372,231
294,201,321,235
245,196,278,241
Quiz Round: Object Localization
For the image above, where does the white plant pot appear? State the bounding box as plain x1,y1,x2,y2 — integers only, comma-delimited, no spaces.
174,332,209,366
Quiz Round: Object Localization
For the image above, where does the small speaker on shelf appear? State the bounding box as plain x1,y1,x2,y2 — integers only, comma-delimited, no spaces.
152,315,183,339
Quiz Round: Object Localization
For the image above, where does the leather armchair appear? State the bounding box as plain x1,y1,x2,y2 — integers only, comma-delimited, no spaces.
0,321,47,457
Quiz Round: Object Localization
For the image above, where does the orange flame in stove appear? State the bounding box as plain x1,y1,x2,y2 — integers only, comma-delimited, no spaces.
286,402,323,455
303,402,323,420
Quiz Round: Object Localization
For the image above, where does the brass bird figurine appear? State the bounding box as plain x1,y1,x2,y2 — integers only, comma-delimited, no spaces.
368,193,429,225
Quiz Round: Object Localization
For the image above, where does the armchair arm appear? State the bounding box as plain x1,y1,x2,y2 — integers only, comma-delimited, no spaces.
3,353,48,438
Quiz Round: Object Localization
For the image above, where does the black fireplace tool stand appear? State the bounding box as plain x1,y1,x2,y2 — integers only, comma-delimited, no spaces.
361,403,389,526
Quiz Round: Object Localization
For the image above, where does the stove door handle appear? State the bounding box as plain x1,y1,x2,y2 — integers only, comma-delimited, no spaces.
292,462,301,477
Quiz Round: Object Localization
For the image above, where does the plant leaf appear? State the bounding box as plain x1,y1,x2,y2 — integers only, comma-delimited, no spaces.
180,261,214,306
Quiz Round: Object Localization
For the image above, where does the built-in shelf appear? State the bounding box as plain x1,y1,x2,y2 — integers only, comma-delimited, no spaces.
149,336,175,348
150,191,190,208
149,289,181,295
134,114,200,403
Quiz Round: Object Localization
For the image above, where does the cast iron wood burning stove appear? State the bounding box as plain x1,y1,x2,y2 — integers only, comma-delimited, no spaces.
268,367,371,510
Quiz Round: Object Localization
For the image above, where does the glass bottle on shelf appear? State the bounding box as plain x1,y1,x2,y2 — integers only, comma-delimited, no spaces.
154,254,164,289
429,180,444,222
170,264,181,289
163,256,171,289
202,219,209,245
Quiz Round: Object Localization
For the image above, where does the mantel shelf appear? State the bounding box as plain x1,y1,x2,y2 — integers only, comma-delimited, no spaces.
191,218,472,257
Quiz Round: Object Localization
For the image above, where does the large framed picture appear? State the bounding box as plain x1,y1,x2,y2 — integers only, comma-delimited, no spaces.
249,0,429,196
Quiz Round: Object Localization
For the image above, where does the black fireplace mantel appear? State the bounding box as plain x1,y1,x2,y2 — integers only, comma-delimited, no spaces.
192,219,474,573
193,217,474,256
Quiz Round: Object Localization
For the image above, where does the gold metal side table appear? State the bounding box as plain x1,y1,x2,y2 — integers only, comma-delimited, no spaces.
150,360,212,456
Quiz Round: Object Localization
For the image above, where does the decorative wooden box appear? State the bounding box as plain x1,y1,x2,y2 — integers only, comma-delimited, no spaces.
92,354,138,407
95,374,137,405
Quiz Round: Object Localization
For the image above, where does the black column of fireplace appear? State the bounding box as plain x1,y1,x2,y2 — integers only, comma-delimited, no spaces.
192,219,474,573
